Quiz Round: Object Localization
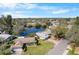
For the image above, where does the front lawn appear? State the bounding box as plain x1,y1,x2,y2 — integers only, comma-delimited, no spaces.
24,40,53,55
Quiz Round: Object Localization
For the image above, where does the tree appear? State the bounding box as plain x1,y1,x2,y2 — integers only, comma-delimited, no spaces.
42,24,47,29
22,43,27,52
54,26,67,39
35,36,40,45
67,16,79,46
74,16,79,26
35,23,42,29
0,15,14,35
6,15,13,35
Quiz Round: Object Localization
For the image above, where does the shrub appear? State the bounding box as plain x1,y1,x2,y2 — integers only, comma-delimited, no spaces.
2,48,12,55
54,26,67,39
42,24,47,29
27,25,33,28
27,33,35,37
35,23,42,29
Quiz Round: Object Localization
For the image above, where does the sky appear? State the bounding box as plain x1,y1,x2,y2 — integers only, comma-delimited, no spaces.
0,3,79,18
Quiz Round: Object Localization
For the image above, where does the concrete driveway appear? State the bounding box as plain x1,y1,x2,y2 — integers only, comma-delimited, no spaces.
47,39,69,55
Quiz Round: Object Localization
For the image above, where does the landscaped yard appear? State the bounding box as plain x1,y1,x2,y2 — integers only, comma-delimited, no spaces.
24,40,53,55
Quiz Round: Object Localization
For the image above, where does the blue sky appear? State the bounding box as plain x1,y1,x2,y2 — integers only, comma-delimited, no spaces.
0,3,79,18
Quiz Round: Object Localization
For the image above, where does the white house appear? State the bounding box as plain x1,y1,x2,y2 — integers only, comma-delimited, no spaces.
36,31,50,40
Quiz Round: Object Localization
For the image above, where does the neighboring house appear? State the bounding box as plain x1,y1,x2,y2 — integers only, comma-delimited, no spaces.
0,34,17,43
67,24,72,30
51,21,60,27
36,31,51,40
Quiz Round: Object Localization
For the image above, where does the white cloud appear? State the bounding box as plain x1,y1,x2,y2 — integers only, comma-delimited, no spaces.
39,6,57,11
52,9,70,14
1,11,43,18
1,11,27,18
0,3,79,18
0,3,17,9
0,3,38,10
51,8,78,14
12,14,46,18
24,3,37,9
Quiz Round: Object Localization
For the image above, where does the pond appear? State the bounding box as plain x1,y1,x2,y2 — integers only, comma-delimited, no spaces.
20,27,45,36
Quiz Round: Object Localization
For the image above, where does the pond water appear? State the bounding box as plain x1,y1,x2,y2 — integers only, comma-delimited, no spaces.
20,27,45,36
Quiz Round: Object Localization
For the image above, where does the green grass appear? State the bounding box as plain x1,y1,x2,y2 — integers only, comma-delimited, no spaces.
25,40,53,55
67,49,78,55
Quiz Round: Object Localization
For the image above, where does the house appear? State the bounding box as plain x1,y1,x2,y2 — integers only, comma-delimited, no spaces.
50,20,60,28
0,34,17,43
0,34,11,43
36,31,51,40
11,37,35,54
35,29,51,40
14,37,35,45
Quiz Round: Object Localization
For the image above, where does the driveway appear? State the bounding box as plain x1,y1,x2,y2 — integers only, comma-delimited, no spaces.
12,47,23,55
47,39,69,55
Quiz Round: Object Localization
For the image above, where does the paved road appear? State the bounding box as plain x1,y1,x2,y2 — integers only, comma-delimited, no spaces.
47,39,69,55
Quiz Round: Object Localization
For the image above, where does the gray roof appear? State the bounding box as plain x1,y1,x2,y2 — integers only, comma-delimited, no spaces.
0,34,11,42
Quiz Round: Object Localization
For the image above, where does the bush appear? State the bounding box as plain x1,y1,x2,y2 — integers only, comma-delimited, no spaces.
0,44,12,55
27,25,33,28
35,23,42,29
2,49,12,55
54,26,67,39
42,24,47,29
27,33,35,37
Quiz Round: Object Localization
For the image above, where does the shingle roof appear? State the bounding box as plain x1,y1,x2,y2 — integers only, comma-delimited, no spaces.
15,37,35,45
